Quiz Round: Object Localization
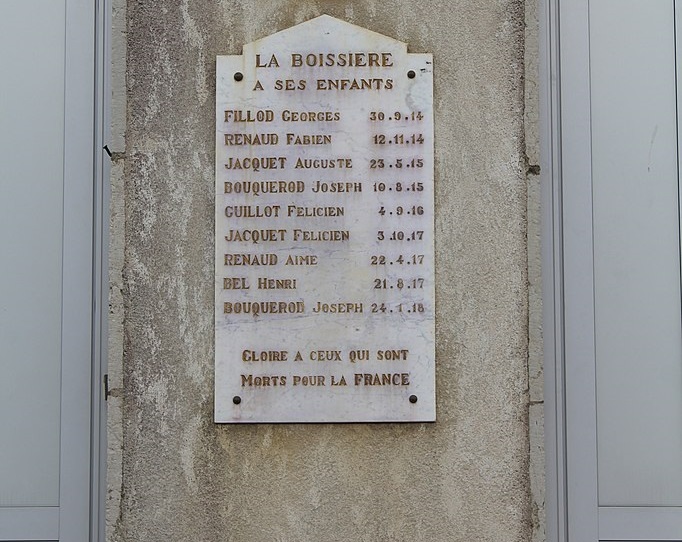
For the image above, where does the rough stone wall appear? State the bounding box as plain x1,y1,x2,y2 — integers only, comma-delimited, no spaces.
523,0,545,540
109,1,531,541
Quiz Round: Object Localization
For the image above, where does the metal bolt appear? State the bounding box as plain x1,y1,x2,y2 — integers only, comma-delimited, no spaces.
409,394,418,404
234,72,244,81
407,70,416,79
233,395,242,405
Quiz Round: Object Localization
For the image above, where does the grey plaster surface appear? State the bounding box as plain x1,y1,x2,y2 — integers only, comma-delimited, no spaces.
113,1,531,540
524,0,545,539
107,0,126,539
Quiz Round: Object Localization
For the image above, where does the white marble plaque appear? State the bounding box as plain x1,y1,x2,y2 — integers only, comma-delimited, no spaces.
215,15,434,423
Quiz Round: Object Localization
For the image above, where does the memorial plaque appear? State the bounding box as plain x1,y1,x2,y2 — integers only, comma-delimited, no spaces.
215,15,435,422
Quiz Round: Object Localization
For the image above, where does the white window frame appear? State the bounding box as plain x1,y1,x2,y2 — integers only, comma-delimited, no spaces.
0,1,108,540
542,1,682,540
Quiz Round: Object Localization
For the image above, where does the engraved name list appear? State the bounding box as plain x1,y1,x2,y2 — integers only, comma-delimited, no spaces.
214,16,435,423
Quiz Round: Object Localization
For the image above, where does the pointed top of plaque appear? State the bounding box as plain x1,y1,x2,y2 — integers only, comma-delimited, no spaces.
244,15,407,55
